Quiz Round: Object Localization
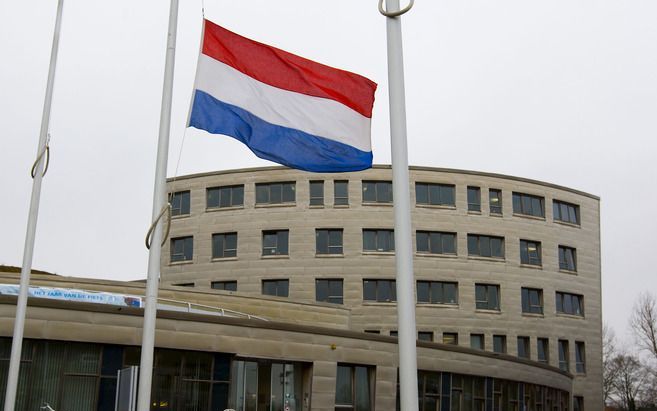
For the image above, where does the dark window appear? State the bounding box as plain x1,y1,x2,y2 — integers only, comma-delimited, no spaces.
489,189,502,215
553,200,580,225
316,229,343,255
170,191,190,216
418,332,434,342
521,288,543,314
363,279,396,302
416,231,456,255
556,292,584,316
390,331,398,337
520,240,542,266
255,182,295,204
493,335,507,353
262,279,289,297
559,245,577,271
415,183,455,206
362,180,392,203
310,180,324,206
335,364,373,411
558,340,569,371
470,334,484,350
334,180,349,206
364,330,380,334
512,192,545,218
262,230,289,256
467,186,481,212
212,232,237,258
442,333,458,345
468,234,504,258
574,396,584,411
416,281,458,304
315,279,344,304
171,236,193,262
575,341,586,373
517,337,530,359
475,284,500,310
537,338,549,364
211,281,237,291
363,229,395,252
207,185,244,208
173,282,194,287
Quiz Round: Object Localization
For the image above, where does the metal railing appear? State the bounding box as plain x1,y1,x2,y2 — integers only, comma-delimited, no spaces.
157,298,268,321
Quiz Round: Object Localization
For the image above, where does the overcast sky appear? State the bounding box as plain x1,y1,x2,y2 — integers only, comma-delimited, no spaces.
1,0,655,341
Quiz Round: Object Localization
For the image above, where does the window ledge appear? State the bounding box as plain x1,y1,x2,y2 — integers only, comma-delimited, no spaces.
417,303,459,309
415,204,457,210
489,212,503,218
333,204,350,208
467,210,482,215
211,257,238,262
169,260,193,266
362,251,395,256
171,214,191,220
206,205,244,212
415,252,458,259
475,309,502,315
556,313,585,319
261,255,290,260
255,203,296,209
519,263,543,270
522,312,545,318
308,205,325,209
315,254,345,258
362,202,393,207
559,269,578,275
362,301,397,306
512,213,546,221
467,256,505,263
554,220,581,229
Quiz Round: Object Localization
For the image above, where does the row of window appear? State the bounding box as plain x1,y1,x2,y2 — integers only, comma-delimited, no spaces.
192,278,585,317
171,181,581,225
171,230,578,272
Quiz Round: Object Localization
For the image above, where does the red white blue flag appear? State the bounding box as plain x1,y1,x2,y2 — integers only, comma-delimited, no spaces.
188,20,377,172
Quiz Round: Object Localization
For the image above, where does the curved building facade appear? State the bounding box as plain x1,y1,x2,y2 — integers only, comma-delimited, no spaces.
162,165,602,409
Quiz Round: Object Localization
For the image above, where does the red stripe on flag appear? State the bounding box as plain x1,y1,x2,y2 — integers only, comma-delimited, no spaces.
202,19,377,118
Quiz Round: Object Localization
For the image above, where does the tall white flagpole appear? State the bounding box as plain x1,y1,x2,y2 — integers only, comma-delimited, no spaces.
380,1,419,410
3,0,63,410
136,0,178,409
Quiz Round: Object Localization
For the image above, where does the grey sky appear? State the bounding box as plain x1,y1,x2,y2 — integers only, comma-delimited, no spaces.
1,0,655,341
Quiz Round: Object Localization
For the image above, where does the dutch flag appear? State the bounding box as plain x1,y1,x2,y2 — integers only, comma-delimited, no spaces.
188,20,377,173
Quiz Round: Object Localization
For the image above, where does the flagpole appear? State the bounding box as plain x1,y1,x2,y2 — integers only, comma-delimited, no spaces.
3,1,63,409
380,1,419,410
136,0,178,409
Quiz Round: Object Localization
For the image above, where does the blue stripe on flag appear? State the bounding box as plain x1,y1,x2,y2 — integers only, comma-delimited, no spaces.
189,90,373,173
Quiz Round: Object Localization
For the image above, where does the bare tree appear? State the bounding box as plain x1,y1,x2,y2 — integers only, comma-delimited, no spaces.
631,292,657,361
604,324,620,403
610,354,650,411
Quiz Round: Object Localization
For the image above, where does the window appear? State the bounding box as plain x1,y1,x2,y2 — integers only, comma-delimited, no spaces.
470,334,484,350
559,245,577,271
416,231,456,255
262,230,289,256
334,180,349,206
418,332,434,342
390,331,398,337
362,229,394,252
335,364,373,411
316,279,343,304
556,292,584,316
417,371,443,411
212,232,237,258
173,282,194,287
170,236,193,262
309,180,324,206
493,335,507,353
517,337,530,359
574,396,584,411
475,284,500,310
521,288,543,314
558,340,569,371
206,185,244,208
415,183,455,206
416,281,457,304
537,338,549,364
467,186,481,212
442,333,458,345
575,341,586,373
170,190,190,216
553,200,580,225
467,234,504,258
316,229,343,255
512,192,545,218
489,189,502,215
520,240,542,266
262,279,289,297
255,182,295,205
364,330,380,334
211,281,237,291
362,180,392,203
363,279,396,302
